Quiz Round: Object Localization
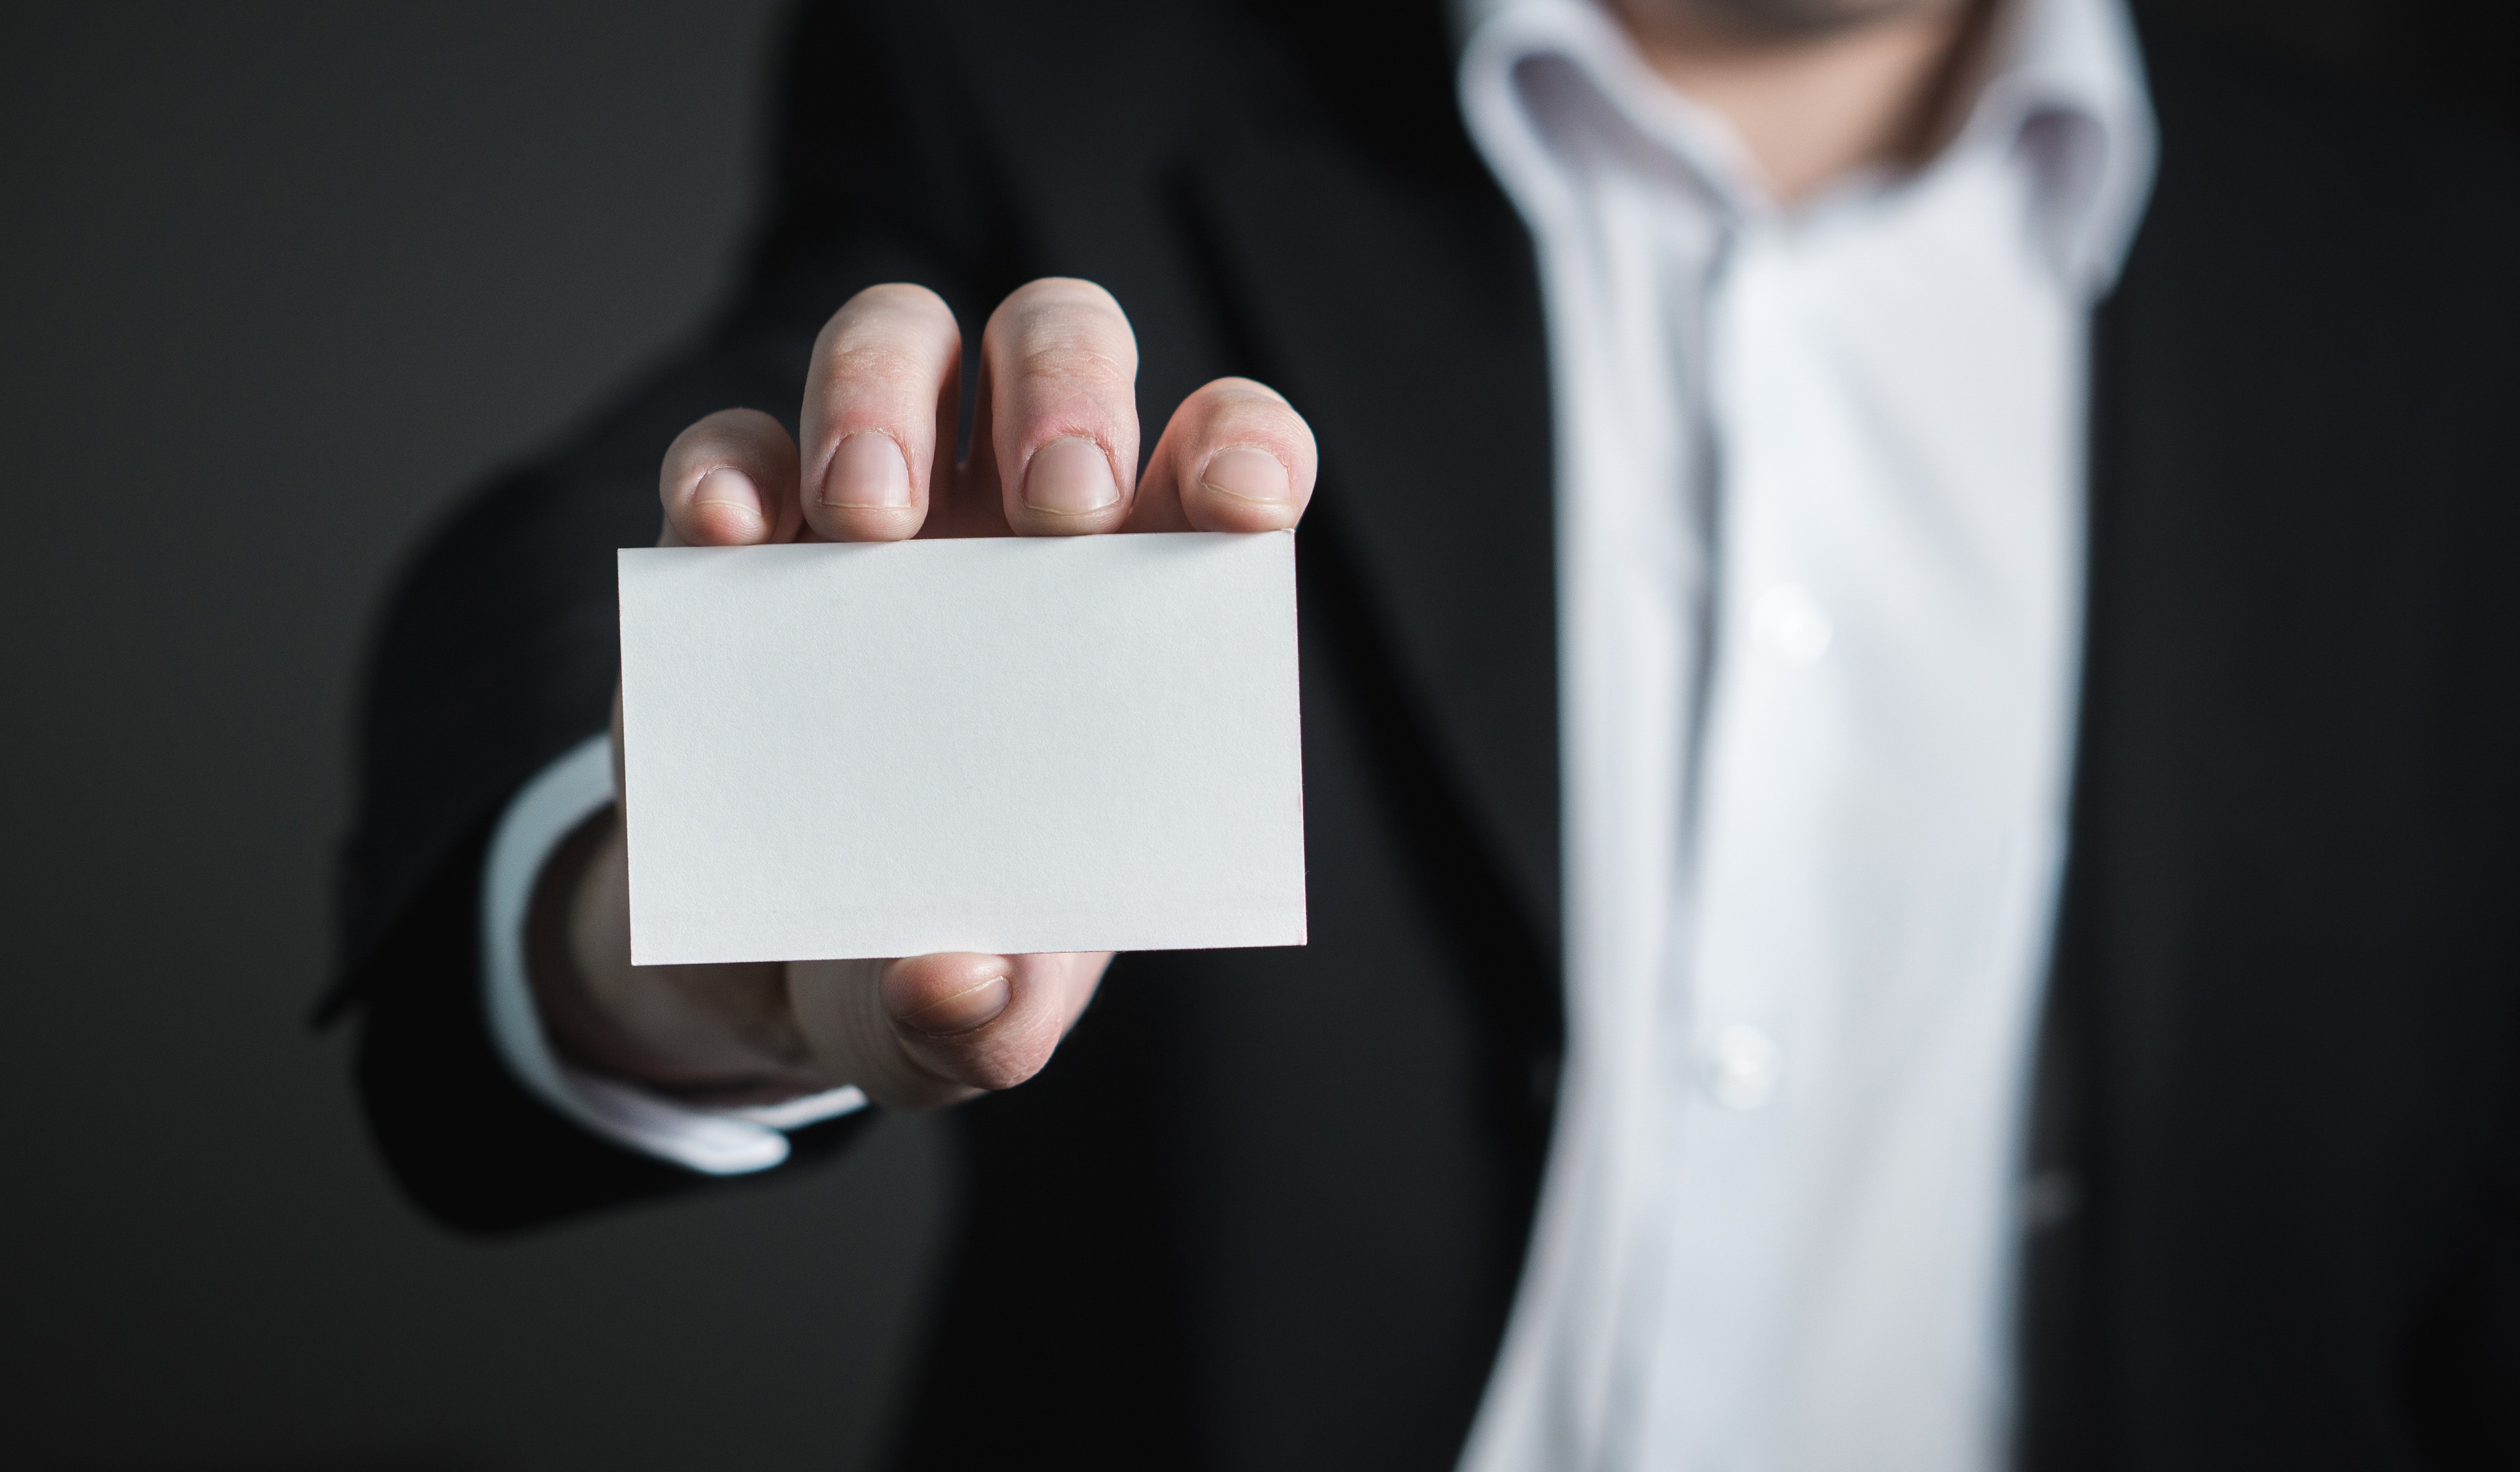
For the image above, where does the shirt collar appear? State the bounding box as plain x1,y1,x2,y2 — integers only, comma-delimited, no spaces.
1454,0,2157,295
1979,0,2156,290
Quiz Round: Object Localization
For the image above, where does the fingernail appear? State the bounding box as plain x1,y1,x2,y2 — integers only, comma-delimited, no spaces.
1024,436,1119,515
822,431,913,508
1200,446,1291,504
894,974,1011,1037
692,465,766,532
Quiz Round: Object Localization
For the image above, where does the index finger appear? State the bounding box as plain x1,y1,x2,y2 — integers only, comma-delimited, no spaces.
798,283,964,542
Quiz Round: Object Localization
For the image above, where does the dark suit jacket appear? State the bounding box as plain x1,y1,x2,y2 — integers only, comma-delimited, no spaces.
326,2,2520,1466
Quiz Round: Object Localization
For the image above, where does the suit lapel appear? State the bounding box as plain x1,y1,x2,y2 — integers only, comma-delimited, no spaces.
1185,124,1563,952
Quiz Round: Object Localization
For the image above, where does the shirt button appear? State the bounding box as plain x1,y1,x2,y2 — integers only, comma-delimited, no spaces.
1751,584,1832,665
1702,1024,1782,1110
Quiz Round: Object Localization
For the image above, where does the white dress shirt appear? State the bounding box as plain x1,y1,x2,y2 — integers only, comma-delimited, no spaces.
480,0,2153,1461
1452,0,2151,1468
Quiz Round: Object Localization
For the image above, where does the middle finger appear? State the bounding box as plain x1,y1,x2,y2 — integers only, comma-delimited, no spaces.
973,278,1141,536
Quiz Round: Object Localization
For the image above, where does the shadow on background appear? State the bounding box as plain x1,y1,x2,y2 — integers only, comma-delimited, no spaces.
2,5,947,1471
0,2,2506,1470
2179,0,2515,127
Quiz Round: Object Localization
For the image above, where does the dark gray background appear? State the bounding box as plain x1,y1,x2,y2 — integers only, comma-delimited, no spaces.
0,3,2507,1469
1,6,945,1470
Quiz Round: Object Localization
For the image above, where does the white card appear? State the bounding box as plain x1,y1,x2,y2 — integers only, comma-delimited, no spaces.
617,531,1306,965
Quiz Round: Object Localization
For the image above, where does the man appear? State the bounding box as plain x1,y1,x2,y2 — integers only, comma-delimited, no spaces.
328,0,2520,1466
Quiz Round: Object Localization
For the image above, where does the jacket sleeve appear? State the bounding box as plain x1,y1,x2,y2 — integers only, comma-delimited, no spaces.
323,0,1024,1234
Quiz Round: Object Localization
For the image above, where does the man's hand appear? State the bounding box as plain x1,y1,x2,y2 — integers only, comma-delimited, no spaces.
524,279,1316,1110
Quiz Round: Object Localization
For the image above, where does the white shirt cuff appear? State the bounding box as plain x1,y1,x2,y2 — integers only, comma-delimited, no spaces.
479,732,866,1175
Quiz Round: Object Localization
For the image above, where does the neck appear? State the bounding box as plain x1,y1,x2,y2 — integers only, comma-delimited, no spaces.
1610,0,1999,202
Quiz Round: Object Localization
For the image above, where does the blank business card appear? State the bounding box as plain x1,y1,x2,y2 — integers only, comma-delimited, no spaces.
617,531,1306,966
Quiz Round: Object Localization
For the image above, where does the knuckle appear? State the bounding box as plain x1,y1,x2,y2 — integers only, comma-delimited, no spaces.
669,407,781,460
815,290,955,393
662,420,719,468
823,339,942,400
1189,381,1311,450
942,1014,1063,1093
993,284,1136,391
661,412,790,515
965,1040,1055,1092
1012,334,1132,392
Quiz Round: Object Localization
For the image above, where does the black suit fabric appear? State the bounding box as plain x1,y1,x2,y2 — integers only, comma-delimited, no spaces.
328,2,2520,1467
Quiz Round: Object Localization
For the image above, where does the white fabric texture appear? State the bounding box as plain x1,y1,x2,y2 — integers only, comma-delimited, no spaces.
1452,1,2154,1469
480,732,865,1175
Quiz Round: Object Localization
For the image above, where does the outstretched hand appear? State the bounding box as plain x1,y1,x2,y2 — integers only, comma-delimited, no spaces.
525,278,1316,1110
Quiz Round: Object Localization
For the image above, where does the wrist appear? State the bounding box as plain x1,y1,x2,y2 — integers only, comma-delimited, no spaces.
524,807,828,1102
